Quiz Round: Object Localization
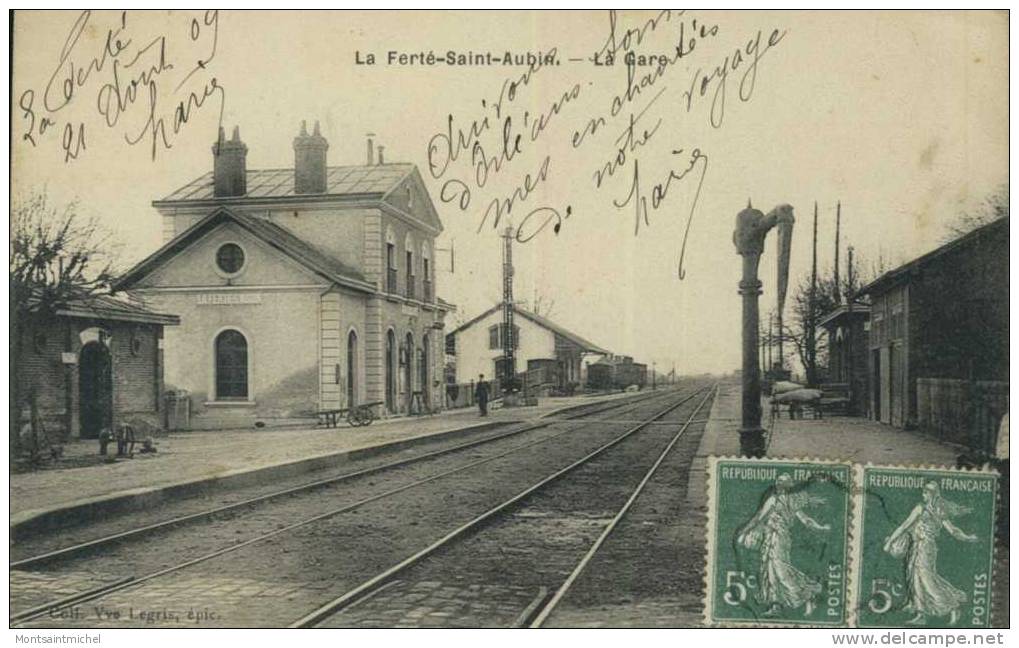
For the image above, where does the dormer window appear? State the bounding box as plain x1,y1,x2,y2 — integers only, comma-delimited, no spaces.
216,243,246,276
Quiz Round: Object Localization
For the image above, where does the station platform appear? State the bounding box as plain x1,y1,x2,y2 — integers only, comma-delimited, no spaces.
694,380,961,465
673,379,1007,627
10,391,637,535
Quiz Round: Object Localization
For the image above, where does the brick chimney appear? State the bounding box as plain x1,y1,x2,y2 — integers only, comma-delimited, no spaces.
212,126,248,197
294,120,329,194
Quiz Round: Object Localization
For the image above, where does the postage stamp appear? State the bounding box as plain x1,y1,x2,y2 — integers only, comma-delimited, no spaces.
705,457,853,627
854,466,999,628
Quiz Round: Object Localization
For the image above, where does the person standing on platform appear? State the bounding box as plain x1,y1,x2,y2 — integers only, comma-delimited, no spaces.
475,374,490,417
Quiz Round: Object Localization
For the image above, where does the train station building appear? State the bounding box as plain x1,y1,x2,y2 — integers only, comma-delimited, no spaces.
855,216,1008,451
116,124,452,428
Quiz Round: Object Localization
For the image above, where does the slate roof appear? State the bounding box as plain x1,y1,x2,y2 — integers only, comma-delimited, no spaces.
156,164,416,203
26,289,181,325
114,208,373,293
856,216,1008,296
447,303,609,355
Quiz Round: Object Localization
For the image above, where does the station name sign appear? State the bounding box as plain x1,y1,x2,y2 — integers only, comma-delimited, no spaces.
196,293,262,306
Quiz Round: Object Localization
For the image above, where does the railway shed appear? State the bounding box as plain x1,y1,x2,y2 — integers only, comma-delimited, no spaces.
856,216,1008,452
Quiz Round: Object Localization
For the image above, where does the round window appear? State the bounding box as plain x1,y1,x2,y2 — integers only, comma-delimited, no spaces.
216,243,245,275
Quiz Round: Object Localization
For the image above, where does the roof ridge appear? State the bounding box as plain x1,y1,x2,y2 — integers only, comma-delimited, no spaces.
159,162,418,202
446,301,608,354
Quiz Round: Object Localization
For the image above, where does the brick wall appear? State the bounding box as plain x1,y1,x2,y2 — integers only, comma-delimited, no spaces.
13,316,166,441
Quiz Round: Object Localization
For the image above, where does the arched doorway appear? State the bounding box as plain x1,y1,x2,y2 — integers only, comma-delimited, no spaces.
404,332,414,413
420,334,430,409
347,330,358,407
385,330,396,414
215,329,249,400
79,342,112,439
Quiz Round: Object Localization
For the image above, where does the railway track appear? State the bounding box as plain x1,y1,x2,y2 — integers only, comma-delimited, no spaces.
11,387,689,627
296,385,715,628
13,388,670,568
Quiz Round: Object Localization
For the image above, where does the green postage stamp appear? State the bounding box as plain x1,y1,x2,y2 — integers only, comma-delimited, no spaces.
705,458,853,626
855,466,998,628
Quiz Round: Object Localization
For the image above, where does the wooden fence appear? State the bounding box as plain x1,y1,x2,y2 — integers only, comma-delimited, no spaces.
916,378,1008,453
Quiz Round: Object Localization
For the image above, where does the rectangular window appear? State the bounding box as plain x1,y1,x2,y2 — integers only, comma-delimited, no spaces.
386,243,397,293
488,323,520,350
406,251,415,299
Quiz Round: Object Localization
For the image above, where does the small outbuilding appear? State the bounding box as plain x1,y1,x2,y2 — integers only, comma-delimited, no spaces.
15,293,180,441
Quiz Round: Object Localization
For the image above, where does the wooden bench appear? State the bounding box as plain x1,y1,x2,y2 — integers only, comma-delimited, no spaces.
816,383,852,417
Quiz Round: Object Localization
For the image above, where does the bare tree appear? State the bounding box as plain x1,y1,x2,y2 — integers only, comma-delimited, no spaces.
529,288,555,318
943,184,1009,241
771,254,886,384
10,191,117,455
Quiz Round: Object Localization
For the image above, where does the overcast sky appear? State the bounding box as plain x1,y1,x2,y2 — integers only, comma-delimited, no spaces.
11,10,1008,375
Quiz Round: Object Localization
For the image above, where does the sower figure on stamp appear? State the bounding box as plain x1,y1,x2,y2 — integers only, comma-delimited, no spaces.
475,374,490,417
737,473,830,616
883,481,978,625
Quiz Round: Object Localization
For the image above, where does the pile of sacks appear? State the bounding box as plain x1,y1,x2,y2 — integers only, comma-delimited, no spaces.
771,381,822,419
771,381,822,404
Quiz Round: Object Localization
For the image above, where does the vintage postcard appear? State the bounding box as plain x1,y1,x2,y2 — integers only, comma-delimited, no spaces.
8,9,1008,634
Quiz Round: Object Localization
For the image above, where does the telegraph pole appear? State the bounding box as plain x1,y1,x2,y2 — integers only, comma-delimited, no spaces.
767,314,774,373
734,202,795,457
808,201,818,385
846,245,855,408
834,201,842,304
501,227,517,395
760,323,766,376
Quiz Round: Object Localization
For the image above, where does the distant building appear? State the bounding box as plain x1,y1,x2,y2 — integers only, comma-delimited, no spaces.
16,293,179,440
445,304,608,389
587,355,648,391
117,124,452,428
817,302,870,415
856,216,1008,451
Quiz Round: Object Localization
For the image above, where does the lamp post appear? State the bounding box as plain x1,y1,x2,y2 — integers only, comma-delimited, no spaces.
733,201,795,457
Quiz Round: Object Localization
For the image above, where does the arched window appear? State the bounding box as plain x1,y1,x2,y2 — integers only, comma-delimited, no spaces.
215,330,248,399
347,330,358,407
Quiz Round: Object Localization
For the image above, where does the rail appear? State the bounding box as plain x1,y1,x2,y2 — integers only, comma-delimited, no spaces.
290,385,711,628
9,387,687,625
